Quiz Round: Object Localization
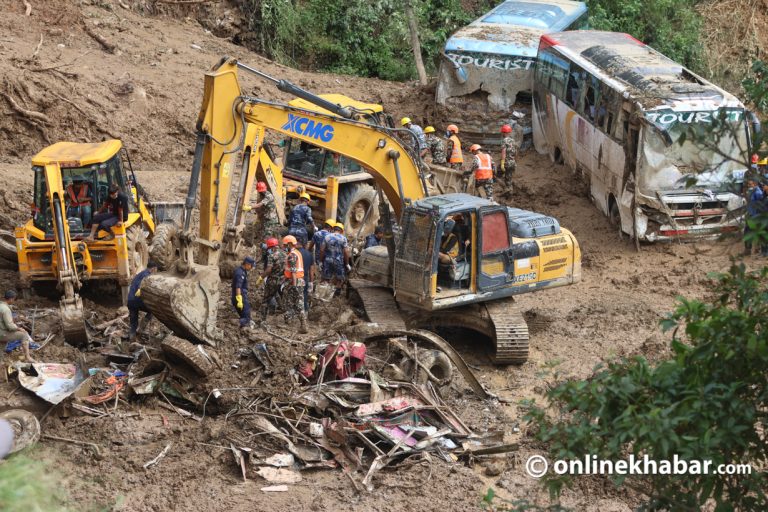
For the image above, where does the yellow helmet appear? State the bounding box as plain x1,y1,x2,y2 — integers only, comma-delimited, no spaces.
424,126,435,134
299,192,311,201
324,218,336,227
334,221,345,232
759,157,768,166
400,117,411,126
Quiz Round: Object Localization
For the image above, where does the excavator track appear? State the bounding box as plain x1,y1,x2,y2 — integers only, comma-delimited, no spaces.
348,279,406,330
485,300,529,365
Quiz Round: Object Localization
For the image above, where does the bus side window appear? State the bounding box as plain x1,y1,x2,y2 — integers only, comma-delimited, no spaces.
566,69,583,109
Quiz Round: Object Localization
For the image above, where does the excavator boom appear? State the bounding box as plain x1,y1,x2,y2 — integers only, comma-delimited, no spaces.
141,58,432,344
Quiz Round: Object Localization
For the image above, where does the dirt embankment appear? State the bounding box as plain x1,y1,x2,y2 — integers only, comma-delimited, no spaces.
0,2,762,512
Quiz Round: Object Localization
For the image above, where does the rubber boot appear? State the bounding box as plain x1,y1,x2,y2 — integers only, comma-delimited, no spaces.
299,314,309,334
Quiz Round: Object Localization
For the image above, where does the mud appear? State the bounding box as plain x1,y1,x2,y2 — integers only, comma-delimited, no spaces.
0,1,763,511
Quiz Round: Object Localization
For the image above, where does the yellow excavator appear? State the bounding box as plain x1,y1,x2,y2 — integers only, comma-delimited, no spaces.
15,140,182,346
141,57,581,364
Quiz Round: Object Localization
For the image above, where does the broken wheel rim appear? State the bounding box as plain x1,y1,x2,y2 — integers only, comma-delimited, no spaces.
0,409,41,454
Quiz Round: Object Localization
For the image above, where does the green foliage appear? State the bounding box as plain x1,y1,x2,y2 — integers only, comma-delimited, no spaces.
743,60,768,114
585,0,704,72
239,0,495,81
525,263,768,510
0,454,70,512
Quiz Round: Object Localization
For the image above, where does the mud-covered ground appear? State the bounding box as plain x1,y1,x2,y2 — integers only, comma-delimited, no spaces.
0,1,763,511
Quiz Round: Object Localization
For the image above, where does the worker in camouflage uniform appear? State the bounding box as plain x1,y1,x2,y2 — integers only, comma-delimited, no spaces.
499,124,519,192
424,126,447,165
259,237,285,321
288,192,316,243
466,144,495,201
250,181,281,267
308,218,334,278
282,235,309,334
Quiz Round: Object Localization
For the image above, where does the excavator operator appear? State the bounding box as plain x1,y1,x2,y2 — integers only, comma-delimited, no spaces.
64,176,93,228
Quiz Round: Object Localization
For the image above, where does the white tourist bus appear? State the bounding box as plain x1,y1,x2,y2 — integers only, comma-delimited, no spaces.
532,31,758,241
436,0,587,146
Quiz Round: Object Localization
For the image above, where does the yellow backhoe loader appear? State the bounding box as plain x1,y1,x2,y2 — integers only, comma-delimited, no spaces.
15,140,182,346
141,58,581,364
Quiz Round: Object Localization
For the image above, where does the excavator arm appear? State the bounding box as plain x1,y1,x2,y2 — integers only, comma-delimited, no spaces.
141,57,429,345
44,163,88,345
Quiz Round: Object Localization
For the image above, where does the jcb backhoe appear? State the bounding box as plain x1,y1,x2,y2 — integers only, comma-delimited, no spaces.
141,57,581,364
15,140,182,346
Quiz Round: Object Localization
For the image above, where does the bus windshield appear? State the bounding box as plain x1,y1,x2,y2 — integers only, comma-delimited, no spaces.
640,109,749,192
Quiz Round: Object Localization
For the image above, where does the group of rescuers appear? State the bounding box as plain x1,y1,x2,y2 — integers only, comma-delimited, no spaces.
400,113,525,203
123,114,525,340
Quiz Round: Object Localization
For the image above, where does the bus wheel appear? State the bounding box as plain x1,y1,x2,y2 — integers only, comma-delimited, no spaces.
609,199,622,229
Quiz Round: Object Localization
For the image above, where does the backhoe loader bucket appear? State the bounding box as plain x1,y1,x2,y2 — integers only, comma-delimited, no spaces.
60,296,88,347
139,265,221,346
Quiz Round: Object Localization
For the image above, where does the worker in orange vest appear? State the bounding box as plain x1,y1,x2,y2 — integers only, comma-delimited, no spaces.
446,124,463,172
466,144,496,201
282,235,309,333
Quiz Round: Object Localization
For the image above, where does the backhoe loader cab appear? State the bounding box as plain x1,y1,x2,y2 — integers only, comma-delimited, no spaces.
282,94,394,236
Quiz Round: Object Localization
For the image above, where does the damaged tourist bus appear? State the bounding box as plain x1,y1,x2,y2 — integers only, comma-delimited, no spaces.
436,0,587,145
532,31,759,241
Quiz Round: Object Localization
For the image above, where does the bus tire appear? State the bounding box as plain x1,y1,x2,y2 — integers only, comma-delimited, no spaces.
338,183,379,239
609,198,621,228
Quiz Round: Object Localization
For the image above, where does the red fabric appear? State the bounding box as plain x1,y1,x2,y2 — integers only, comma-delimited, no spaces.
320,341,366,380
482,211,509,254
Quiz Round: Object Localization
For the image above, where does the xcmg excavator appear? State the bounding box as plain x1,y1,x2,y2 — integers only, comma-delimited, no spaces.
141,57,582,364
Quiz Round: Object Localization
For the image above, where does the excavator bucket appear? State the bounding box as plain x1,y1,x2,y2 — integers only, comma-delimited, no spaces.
139,266,221,347
60,296,88,347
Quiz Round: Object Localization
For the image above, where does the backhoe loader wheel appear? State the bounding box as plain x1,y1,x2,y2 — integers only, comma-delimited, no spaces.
149,222,179,271
0,230,17,269
161,336,215,378
127,225,149,276
338,184,379,239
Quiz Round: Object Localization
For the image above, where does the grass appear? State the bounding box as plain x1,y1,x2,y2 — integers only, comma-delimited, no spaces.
0,453,70,512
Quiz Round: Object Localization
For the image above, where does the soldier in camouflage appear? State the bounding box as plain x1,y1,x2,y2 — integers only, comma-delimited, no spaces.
259,237,286,321
251,182,281,267
500,125,518,190
466,144,495,201
424,126,447,165
282,235,308,334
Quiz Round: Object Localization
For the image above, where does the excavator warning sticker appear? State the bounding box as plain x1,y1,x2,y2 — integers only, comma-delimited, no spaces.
282,114,335,142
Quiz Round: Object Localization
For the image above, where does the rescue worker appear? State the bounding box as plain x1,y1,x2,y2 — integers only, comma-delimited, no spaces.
438,218,459,265
401,117,427,156
320,222,351,297
288,192,316,243
260,237,285,321
466,144,495,201
0,290,35,362
308,218,334,277
232,256,255,329
127,260,158,341
282,235,309,334
65,177,93,226
85,183,129,242
446,124,463,171
296,234,315,313
744,179,765,256
500,124,519,191
250,181,281,245
364,226,384,249
424,126,447,165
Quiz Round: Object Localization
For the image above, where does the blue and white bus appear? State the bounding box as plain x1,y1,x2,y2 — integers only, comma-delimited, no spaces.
436,0,587,145
532,31,758,241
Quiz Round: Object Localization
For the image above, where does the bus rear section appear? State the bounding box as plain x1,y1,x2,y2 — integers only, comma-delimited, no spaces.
532,30,752,242
436,0,587,146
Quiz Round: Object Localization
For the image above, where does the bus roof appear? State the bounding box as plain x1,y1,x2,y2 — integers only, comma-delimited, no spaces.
445,0,587,57
542,31,740,109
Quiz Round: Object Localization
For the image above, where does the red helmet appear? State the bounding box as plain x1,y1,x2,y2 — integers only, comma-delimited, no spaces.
752,154,759,164
256,181,267,192
501,124,512,133
265,237,279,248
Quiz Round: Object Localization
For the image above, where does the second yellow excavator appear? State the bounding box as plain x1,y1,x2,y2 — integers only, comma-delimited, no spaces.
141,58,581,364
